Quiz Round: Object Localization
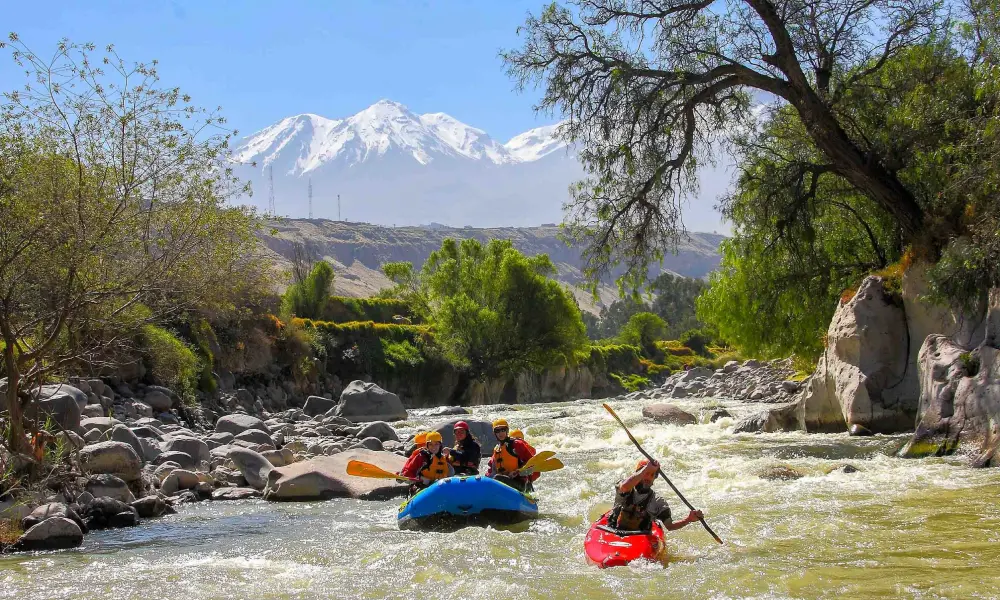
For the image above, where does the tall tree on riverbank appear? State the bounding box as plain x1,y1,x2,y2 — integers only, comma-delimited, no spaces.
503,0,943,291
0,37,271,452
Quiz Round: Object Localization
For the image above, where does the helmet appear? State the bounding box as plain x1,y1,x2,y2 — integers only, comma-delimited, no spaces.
413,432,427,447
510,429,524,439
635,459,650,472
453,421,470,432
425,431,443,443
492,418,509,430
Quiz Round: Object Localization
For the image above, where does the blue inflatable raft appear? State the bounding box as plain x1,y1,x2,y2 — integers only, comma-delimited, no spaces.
397,475,538,530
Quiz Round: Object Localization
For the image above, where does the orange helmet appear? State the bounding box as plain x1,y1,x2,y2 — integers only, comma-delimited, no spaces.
425,431,443,444
413,432,427,447
510,429,524,439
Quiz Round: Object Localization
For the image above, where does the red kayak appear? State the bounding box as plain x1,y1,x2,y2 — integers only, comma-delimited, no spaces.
584,511,666,568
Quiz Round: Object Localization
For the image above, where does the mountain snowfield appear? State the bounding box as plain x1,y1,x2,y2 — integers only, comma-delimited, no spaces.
233,99,581,226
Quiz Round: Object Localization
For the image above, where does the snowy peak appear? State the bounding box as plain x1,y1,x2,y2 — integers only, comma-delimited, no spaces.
504,122,570,162
234,100,565,173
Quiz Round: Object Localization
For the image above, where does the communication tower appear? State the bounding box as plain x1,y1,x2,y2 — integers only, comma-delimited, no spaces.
267,165,275,215
308,178,313,219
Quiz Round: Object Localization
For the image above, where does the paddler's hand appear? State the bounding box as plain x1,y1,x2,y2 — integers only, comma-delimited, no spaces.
685,509,703,523
642,460,660,475
442,447,451,458
519,466,535,476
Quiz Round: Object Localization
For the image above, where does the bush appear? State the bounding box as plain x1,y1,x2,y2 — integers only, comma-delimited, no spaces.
609,372,651,392
618,312,668,354
325,297,414,324
141,325,200,400
680,329,713,357
282,261,335,319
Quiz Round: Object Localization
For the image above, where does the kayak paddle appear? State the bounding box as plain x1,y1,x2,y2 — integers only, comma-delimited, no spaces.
602,402,723,545
532,457,564,473
346,460,415,482
518,450,556,472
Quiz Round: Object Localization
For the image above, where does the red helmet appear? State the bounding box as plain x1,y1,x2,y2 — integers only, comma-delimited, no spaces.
453,421,470,432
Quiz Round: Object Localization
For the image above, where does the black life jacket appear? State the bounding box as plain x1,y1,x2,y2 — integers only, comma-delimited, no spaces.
610,484,655,530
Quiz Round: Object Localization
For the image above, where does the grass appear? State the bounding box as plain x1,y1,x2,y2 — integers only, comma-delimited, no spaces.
0,518,23,547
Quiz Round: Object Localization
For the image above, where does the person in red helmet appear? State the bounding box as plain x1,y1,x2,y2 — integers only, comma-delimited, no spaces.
609,459,703,532
448,421,481,476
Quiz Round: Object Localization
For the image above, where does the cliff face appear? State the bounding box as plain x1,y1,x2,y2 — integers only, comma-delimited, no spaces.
259,219,725,314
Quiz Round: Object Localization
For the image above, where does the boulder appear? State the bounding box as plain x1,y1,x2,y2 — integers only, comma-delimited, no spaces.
79,441,142,481
160,469,200,496
132,495,174,518
722,360,740,374
234,429,276,448
85,474,136,503
142,390,173,412
56,430,86,450
642,404,698,426
331,381,407,422
82,405,105,418
79,417,122,434
263,449,407,501
137,437,162,463
707,408,732,422
211,487,261,501
849,424,874,437
229,447,273,490
412,406,469,417
757,465,805,480
31,384,85,432
21,503,86,533
79,497,139,530
153,451,196,469
206,432,235,446
12,517,84,552
215,414,270,436
130,426,164,440
432,419,497,450
355,421,400,442
152,462,181,483
733,403,804,434
162,436,210,465
679,367,712,382
351,437,384,451
301,394,335,417
105,425,145,465
261,449,288,467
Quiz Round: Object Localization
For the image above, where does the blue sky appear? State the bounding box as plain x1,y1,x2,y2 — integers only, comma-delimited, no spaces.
3,0,554,141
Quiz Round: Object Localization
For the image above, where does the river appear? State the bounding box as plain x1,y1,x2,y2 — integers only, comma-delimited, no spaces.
3,396,1000,599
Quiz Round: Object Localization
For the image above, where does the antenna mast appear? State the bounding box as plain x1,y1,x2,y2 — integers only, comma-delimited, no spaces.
338,194,341,221
308,178,313,219
267,165,275,215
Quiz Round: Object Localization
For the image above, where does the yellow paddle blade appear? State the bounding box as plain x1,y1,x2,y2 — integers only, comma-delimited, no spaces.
534,457,564,473
346,460,412,481
520,450,556,471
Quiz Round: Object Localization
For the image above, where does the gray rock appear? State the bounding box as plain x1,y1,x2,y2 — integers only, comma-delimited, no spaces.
722,360,740,374
207,431,235,445
162,436,210,465
781,380,801,394
215,414,270,436
85,474,135,503
234,429,276,448
261,449,287,467
412,406,470,417
79,441,142,481
229,447,273,490
355,421,400,442
130,426,164,440
351,436,384,451
105,425,145,465
13,517,84,552
642,403,698,426
80,497,139,529
132,495,173,518
303,395,337,417
432,419,497,450
79,417,122,434
31,384,86,432
211,487,261,501
153,451,196,469
849,423,874,436
732,403,804,434
707,408,733,422
152,462,181,483
142,390,173,412
332,381,406,422
21,503,86,532
82,405,106,418
134,417,164,429
263,449,407,501
160,469,200,496
56,430,86,450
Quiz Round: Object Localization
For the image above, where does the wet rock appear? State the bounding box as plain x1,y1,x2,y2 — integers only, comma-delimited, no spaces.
838,464,859,474
757,465,805,480
642,403,698,425
303,395,337,417
12,517,84,552
355,421,400,442
733,403,804,434
229,447,273,490
707,408,733,422
212,487,261,501
85,474,136,503
849,424,874,437
79,497,139,530
263,449,407,501
132,495,174,518
331,381,407,423
21,503,86,533
215,414,270,436
79,441,142,481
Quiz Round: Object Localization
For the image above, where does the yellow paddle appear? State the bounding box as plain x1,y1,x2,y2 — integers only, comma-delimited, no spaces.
533,457,564,473
518,450,555,472
346,460,415,482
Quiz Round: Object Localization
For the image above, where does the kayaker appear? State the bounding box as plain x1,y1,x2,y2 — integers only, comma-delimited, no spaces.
485,418,535,492
400,431,453,493
609,459,703,532
449,421,481,476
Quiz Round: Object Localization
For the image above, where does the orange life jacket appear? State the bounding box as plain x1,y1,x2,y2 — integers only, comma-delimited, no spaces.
418,449,449,481
491,439,525,476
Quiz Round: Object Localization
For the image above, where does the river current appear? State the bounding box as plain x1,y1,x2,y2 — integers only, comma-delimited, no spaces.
3,396,999,599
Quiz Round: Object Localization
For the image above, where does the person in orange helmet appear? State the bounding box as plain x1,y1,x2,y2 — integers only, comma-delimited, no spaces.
608,459,703,532
400,431,452,494
485,418,535,492
509,429,540,483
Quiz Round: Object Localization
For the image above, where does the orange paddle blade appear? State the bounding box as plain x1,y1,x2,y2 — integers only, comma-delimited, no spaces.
346,460,413,481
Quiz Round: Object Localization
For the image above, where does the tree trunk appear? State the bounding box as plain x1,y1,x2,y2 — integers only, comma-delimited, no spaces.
5,371,24,454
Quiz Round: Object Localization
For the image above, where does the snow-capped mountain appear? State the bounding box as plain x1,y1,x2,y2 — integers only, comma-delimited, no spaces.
233,100,578,227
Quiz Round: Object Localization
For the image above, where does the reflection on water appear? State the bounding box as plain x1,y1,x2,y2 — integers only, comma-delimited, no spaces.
2,397,999,599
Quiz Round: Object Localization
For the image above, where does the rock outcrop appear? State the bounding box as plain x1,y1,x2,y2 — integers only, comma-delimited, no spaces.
263,449,406,501
332,381,407,422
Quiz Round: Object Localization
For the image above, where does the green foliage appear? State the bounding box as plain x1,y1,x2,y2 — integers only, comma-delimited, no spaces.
618,312,667,353
325,296,413,324
680,329,713,357
587,273,707,341
382,238,588,377
609,372,651,393
140,325,200,400
584,343,642,374
282,261,335,320
960,352,981,377
189,318,218,394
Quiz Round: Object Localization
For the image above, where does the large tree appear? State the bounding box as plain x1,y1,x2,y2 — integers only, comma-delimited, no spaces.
0,37,270,451
504,0,943,288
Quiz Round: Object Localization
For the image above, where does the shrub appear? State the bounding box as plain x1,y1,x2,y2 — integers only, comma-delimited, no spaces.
141,325,200,400
609,372,651,392
680,329,713,357
325,296,414,324
282,261,335,319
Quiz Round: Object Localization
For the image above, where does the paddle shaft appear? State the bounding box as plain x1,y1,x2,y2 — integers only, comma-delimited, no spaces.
604,404,723,545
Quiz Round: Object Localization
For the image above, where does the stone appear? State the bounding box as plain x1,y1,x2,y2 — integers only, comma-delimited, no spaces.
130,426,164,440
142,390,173,412
132,495,173,518
757,465,805,480
162,436,210,465
411,406,469,417
261,450,287,467
79,441,142,481
781,380,802,394
229,447,273,490
31,384,85,432
733,403,804,434
152,462,181,482
105,425,145,465
351,436,384,451
679,367,712,382
263,449,407,501
207,431,235,446
838,464,859,474
153,451,197,470
642,404,698,426
212,487,261,501
85,474,135,503
160,470,200,496
849,424,874,436
234,429,276,448
82,405,106,418
215,414,270,436
137,437,162,463
21,503,86,533
743,359,764,368
723,360,740,374
80,417,122,434
56,430,86,450
355,421,400,442
331,381,407,422
87,379,106,397
432,418,497,450
303,395,337,417
13,517,84,552
135,417,164,429
80,497,139,529
707,408,732,422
